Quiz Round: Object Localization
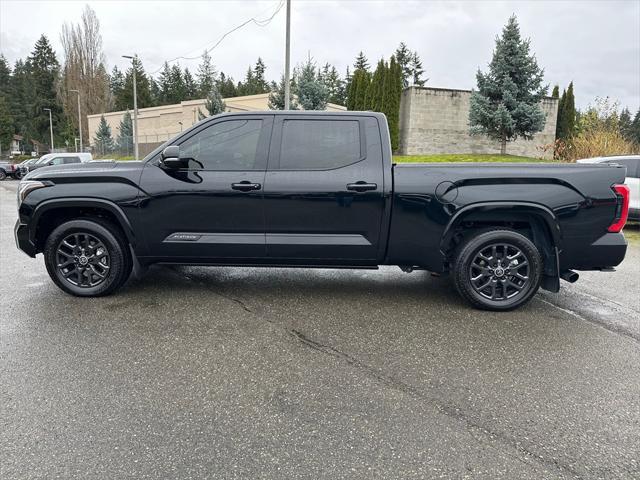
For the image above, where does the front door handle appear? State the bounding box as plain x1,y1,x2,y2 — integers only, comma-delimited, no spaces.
231,181,262,191
346,181,378,192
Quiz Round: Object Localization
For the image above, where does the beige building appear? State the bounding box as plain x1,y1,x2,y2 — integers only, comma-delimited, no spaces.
87,93,347,156
398,86,558,159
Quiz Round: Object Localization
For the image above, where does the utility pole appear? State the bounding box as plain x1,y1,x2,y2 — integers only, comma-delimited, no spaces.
284,0,291,110
70,90,83,151
123,55,139,160
43,108,54,151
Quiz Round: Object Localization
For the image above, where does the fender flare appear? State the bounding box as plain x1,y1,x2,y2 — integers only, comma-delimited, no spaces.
29,197,137,247
440,201,563,253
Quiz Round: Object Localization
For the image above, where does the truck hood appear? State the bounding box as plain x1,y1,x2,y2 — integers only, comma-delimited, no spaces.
24,161,144,181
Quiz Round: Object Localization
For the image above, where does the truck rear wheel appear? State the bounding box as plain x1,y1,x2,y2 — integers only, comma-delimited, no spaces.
453,229,542,311
44,219,132,297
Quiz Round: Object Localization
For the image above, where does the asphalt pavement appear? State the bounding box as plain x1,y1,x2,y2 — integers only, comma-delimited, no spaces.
1,180,639,479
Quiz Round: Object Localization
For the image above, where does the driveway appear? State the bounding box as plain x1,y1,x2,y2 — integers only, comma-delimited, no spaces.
1,180,639,479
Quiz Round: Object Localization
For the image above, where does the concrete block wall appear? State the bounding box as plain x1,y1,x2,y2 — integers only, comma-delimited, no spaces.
398,86,558,158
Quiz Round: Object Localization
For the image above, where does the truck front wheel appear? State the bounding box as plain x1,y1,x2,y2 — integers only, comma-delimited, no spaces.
453,229,543,311
44,219,132,297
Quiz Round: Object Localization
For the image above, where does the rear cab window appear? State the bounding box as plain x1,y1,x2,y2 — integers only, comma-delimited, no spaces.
276,118,363,170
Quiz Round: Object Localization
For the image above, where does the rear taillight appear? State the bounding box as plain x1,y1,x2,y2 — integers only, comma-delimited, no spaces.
607,184,630,233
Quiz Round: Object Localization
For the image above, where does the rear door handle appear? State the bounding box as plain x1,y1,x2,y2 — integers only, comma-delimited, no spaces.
346,181,378,192
231,181,262,191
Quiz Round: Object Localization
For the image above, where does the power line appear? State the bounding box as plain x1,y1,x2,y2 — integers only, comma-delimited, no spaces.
150,0,285,74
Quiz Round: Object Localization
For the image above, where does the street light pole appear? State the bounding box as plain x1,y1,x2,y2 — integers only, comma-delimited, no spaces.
70,90,83,152
123,55,139,160
43,108,54,151
284,0,291,110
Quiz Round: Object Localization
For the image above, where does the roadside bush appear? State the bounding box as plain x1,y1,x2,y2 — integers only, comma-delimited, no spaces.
544,97,639,162
568,127,637,161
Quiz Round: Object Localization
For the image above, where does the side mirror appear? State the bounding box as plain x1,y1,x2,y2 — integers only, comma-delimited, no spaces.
160,145,182,169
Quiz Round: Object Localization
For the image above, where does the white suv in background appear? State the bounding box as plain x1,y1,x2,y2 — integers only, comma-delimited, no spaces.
577,155,639,221
20,153,93,176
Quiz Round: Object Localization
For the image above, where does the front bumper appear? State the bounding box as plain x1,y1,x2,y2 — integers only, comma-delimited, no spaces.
14,220,36,257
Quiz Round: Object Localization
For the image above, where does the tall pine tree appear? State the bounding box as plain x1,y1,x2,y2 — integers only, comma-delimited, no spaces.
385,56,403,152
116,110,133,153
295,59,328,110
196,51,217,98
93,115,114,155
556,82,576,140
28,35,65,147
469,15,548,154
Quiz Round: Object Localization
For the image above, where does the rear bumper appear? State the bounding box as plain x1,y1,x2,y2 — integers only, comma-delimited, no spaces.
562,232,627,270
14,220,36,257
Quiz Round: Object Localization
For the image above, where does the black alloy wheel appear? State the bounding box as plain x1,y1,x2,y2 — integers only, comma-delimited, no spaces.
454,229,543,311
468,243,531,301
44,219,132,297
55,232,111,288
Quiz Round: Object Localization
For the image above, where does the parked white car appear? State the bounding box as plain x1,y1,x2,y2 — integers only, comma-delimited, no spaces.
20,152,93,176
577,155,639,221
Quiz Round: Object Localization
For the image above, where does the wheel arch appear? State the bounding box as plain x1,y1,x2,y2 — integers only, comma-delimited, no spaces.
30,198,136,252
440,202,562,292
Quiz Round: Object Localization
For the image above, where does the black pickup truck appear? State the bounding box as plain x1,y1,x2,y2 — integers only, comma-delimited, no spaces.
15,111,630,310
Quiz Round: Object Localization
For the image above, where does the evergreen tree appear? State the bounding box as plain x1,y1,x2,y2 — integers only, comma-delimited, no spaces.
196,51,217,98
253,57,269,93
353,51,369,71
296,59,328,110
346,68,371,111
27,35,65,146
118,56,153,110
629,109,640,145
325,65,346,105
0,55,14,150
551,85,559,98
0,95,14,152
205,83,226,116
9,59,36,149
116,110,133,153
268,75,298,110
183,68,198,100
469,15,548,154
619,107,633,141
556,87,566,139
110,66,125,107
169,64,186,102
217,72,237,98
157,62,172,104
384,56,403,152
556,82,576,140
0,55,11,95
93,115,114,154
395,42,412,87
366,59,387,112
410,52,425,86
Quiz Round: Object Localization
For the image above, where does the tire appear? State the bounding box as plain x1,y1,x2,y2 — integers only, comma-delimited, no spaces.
0,170,6,181
13,171,22,180
44,218,132,297
453,229,543,311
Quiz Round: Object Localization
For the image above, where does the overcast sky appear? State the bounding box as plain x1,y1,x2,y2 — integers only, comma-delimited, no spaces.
1,0,639,111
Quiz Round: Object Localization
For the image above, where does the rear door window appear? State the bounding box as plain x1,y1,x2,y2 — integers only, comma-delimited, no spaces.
278,119,362,170
63,157,81,164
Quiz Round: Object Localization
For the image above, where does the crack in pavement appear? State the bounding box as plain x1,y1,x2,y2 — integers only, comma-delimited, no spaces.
162,264,597,478
288,328,585,479
538,296,640,345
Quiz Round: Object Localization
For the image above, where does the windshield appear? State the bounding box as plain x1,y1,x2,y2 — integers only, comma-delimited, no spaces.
35,156,52,164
